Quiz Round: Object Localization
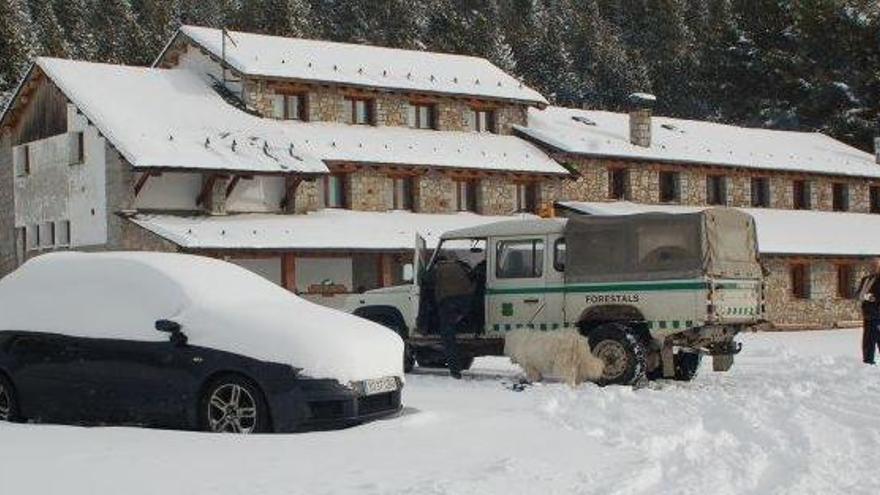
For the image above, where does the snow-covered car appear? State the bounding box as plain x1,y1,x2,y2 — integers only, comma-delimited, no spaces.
0,252,404,433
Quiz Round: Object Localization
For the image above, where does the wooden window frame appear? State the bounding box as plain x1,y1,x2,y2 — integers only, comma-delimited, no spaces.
455,179,480,212
16,145,30,177
750,177,770,207
468,108,497,133
346,97,375,125
516,182,540,213
409,102,436,130
836,263,855,299
870,185,880,214
608,168,629,200
279,93,308,121
324,174,349,209
658,171,680,203
793,180,811,210
392,176,417,211
790,262,811,300
706,175,727,206
832,182,849,212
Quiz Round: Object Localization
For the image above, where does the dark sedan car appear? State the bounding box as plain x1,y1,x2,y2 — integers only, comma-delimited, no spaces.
0,252,405,433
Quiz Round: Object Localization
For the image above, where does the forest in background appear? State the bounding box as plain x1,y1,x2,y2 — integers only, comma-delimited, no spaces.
1,0,878,151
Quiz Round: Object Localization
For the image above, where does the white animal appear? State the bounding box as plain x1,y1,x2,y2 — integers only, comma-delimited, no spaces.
504,329,605,386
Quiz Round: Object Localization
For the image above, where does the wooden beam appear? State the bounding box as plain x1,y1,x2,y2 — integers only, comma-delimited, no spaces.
197,174,228,207
133,171,161,197
280,176,303,210
225,175,244,198
281,254,297,293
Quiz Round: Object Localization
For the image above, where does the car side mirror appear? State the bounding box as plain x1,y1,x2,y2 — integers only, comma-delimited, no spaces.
155,319,188,347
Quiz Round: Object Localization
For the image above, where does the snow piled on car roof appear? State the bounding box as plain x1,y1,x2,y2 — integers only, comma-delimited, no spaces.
0,252,402,382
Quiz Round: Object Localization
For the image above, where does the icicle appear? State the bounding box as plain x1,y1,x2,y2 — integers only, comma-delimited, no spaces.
232,140,237,152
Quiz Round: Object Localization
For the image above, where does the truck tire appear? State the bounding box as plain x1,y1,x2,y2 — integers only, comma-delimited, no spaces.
588,322,647,386
673,351,701,381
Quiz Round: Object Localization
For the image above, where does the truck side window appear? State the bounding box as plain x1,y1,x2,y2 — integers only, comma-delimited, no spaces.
553,238,566,272
496,239,544,279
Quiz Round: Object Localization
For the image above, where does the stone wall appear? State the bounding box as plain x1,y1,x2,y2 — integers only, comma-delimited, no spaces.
763,257,867,328
349,169,392,211
0,133,15,276
563,157,880,214
417,170,456,212
495,105,528,135
294,178,321,213
480,177,517,215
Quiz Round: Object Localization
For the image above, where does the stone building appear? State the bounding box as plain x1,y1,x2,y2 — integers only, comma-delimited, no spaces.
2,26,879,328
516,104,880,328
0,27,566,309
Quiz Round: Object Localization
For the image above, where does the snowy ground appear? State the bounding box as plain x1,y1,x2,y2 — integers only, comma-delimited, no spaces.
2,329,879,495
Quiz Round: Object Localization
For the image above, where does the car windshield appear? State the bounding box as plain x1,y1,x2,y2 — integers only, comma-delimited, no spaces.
428,239,486,270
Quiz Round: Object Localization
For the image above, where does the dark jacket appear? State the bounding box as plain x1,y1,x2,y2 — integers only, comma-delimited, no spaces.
858,274,880,319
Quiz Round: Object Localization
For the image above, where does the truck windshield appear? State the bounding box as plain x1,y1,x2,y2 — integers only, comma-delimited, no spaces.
428,239,486,271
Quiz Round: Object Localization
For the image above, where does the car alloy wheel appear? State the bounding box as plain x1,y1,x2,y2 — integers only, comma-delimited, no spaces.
207,383,259,434
0,382,10,421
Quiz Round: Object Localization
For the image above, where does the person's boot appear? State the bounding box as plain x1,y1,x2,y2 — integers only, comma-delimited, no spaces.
449,368,463,379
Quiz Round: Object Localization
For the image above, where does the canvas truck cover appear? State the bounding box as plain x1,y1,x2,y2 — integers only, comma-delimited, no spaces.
564,208,760,283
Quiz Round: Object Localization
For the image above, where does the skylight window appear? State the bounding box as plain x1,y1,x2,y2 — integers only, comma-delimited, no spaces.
572,116,596,126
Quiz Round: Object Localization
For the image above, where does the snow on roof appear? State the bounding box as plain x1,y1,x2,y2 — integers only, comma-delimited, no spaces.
559,201,880,257
0,251,402,382
36,58,564,176
36,57,327,174
517,106,880,178
130,209,535,251
174,26,547,106
442,218,565,240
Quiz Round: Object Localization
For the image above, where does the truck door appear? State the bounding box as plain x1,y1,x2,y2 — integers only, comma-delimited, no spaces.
487,236,548,332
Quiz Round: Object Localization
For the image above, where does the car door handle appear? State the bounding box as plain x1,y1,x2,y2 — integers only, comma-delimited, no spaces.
523,298,540,304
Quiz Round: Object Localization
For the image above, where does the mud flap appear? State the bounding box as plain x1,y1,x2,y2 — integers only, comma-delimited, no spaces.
712,354,734,372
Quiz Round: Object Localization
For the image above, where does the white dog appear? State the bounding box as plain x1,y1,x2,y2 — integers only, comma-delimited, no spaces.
504,329,605,386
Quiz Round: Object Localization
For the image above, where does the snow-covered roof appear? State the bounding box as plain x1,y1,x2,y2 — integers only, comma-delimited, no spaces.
517,106,880,178
130,209,535,251
170,26,547,106
559,201,880,257
0,251,402,382
33,58,564,176
36,57,328,174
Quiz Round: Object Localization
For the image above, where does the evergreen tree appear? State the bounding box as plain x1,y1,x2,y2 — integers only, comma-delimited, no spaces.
28,0,69,58
0,0,35,94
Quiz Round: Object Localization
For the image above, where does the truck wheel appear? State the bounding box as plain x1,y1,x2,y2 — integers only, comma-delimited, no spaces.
673,351,701,381
403,343,415,373
588,323,647,386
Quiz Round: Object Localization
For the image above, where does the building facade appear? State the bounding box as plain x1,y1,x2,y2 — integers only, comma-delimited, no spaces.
2,26,879,328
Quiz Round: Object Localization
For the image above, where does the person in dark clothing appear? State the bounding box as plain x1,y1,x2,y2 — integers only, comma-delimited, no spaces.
432,258,477,379
857,259,880,364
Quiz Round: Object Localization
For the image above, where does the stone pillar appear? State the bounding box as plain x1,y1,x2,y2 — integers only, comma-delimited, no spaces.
201,174,230,215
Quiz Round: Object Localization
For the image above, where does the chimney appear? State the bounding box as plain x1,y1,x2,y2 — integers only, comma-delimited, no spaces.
628,92,656,148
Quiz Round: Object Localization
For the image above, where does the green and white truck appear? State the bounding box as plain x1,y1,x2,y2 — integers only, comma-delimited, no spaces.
343,208,765,385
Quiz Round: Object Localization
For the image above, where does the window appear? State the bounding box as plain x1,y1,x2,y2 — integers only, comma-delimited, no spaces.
467,108,496,133
324,174,348,208
346,97,374,125
608,168,629,200
790,263,811,299
793,180,811,210
56,220,70,246
27,224,39,251
706,175,727,205
69,132,85,165
871,186,880,214
751,177,770,207
659,171,680,203
456,180,479,212
832,183,849,212
407,103,436,129
271,94,307,121
496,239,544,279
837,264,855,299
41,222,55,248
516,183,540,213
392,177,416,211
553,238,566,272
14,145,30,177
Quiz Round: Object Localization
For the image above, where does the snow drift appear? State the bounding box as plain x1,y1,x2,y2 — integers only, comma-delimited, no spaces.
0,252,403,383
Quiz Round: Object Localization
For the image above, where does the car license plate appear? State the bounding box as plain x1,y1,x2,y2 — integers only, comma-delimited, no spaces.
363,377,398,395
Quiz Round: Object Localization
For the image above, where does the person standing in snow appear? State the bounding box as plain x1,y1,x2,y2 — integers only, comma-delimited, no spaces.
857,259,880,364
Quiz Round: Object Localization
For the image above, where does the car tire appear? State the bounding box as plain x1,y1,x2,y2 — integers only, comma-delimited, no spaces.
403,343,415,373
588,322,647,386
673,351,701,381
200,374,270,434
0,374,18,422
